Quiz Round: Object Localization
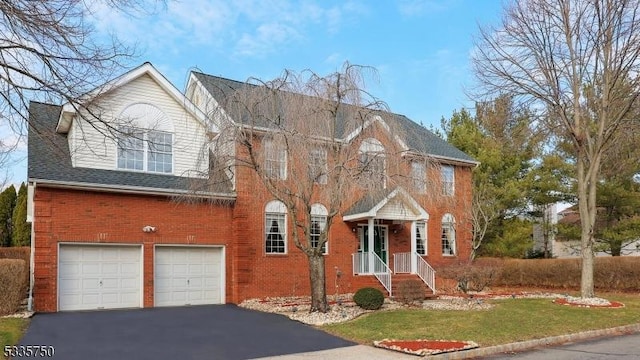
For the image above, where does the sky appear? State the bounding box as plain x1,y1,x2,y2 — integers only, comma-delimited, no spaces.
5,0,505,187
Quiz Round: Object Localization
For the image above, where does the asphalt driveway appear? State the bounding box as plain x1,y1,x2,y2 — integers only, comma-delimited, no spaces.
16,305,355,360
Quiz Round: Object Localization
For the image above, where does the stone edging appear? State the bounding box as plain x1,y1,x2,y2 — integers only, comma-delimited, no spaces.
423,323,640,359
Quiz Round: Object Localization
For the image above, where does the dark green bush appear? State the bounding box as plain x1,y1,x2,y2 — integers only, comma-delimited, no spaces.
0,259,27,315
353,287,384,310
396,280,425,305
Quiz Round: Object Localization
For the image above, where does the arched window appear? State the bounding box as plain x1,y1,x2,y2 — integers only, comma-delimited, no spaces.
441,214,456,256
265,200,287,254
358,138,386,188
116,103,174,173
310,204,328,254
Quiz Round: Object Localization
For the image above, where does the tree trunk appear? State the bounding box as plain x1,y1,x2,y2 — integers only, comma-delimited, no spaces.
578,157,597,298
307,253,328,312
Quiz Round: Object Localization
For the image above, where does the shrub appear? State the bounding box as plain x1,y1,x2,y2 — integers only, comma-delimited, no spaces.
396,280,425,305
0,247,30,295
492,256,640,291
438,259,503,293
0,259,27,315
353,287,384,310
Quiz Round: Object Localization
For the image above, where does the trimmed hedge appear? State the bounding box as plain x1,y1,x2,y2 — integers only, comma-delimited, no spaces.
353,287,384,310
0,247,30,295
0,259,27,315
493,256,640,291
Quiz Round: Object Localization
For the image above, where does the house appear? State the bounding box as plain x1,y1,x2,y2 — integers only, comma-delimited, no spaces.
27,63,477,312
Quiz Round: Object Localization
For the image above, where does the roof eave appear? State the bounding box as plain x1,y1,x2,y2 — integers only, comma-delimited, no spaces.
28,178,237,200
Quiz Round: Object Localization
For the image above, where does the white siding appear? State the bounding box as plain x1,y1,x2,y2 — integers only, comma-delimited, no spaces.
377,199,418,220
69,74,209,178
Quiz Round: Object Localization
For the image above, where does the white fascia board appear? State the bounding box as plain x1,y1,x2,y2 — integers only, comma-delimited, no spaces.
29,178,237,200
56,63,214,134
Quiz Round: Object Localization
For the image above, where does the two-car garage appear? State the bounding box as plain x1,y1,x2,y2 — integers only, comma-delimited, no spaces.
57,244,224,311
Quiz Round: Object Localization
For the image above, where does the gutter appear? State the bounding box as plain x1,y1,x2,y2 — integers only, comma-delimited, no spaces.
29,178,237,201
27,182,35,312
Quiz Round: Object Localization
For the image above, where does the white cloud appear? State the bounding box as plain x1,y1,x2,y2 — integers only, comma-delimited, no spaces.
87,0,370,59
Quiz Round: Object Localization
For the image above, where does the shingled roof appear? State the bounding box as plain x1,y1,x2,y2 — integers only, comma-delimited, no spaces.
28,101,235,198
192,71,477,165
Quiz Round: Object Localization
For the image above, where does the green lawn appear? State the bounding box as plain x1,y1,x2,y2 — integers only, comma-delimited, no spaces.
323,294,640,346
0,318,29,360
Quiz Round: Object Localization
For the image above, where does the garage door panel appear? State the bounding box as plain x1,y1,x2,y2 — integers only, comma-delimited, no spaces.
154,247,223,307
59,245,141,311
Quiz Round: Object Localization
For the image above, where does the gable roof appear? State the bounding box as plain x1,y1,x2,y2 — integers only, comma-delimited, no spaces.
28,101,235,198
190,71,478,166
57,62,213,134
343,187,429,221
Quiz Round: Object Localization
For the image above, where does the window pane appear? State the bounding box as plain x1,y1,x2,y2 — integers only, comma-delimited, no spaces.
265,213,286,253
441,165,454,196
147,131,172,173
117,127,144,170
441,218,456,255
412,161,426,193
309,148,328,184
310,215,327,254
416,222,426,255
264,140,286,180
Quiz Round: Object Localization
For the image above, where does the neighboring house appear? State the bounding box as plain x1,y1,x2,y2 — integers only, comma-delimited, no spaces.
533,206,640,257
553,207,640,257
27,63,477,312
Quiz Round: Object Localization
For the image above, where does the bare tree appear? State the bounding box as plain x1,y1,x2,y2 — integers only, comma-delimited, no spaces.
203,64,437,312
0,0,162,136
473,0,640,297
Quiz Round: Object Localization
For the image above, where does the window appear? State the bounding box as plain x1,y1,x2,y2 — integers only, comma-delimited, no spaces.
264,139,286,180
265,200,287,254
117,128,173,173
148,131,173,173
310,204,328,254
441,165,454,196
117,127,144,171
411,161,426,193
441,214,456,256
416,222,427,255
309,147,328,184
358,138,386,188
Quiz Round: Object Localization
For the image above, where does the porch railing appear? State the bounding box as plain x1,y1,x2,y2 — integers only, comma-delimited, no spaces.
352,252,392,296
392,252,437,293
393,252,411,273
371,252,392,296
415,253,436,293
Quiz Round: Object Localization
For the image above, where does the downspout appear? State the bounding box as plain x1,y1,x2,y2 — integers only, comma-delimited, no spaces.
27,182,36,312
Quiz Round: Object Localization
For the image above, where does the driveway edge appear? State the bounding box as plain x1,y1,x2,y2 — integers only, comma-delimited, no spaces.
425,323,640,359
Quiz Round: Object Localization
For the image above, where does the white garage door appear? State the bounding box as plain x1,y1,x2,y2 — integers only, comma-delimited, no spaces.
58,245,141,311
154,247,223,307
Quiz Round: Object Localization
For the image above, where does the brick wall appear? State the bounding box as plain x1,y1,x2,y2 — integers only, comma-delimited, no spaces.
32,187,234,312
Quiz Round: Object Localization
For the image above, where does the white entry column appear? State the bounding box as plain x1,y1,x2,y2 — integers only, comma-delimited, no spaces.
368,218,375,273
410,220,417,273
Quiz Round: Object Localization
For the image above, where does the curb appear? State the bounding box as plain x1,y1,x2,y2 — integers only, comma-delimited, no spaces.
425,323,640,359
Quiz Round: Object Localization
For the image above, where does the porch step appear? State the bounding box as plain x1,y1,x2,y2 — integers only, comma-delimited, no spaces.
391,274,435,300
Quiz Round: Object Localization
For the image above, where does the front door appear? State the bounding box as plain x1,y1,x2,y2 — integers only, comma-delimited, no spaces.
358,225,388,271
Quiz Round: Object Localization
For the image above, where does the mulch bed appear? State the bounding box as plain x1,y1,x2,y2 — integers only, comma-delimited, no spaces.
374,339,479,356
553,298,625,308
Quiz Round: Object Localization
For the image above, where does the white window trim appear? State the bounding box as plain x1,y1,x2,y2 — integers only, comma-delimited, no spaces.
264,139,287,180
358,138,386,189
309,147,328,185
311,203,328,255
416,221,427,255
412,161,427,193
265,200,287,254
116,127,174,174
441,213,456,256
441,165,455,196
